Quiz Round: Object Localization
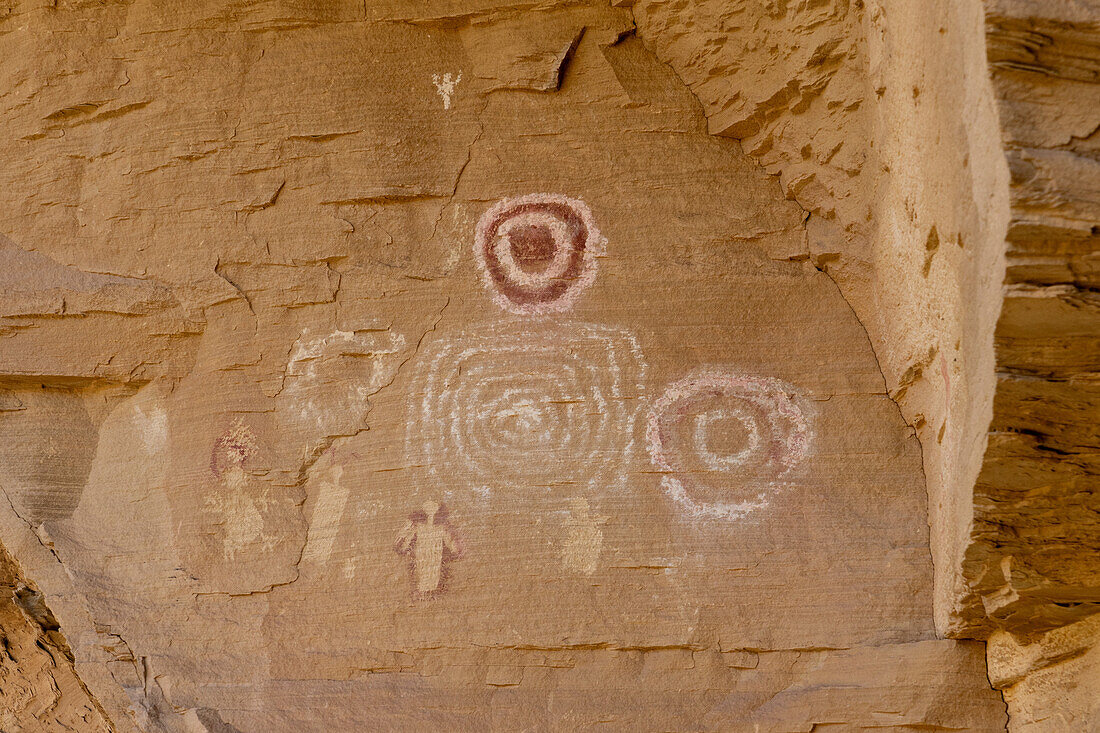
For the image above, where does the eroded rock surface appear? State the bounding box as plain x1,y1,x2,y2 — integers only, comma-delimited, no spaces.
964,0,1100,637
632,0,1099,727
988,613,1100,730
0,545,111,732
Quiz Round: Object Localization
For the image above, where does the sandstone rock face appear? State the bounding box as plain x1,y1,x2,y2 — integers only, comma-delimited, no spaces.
988,613,1100,730
631,0,1016,641
633,0,1099,727
966,0,1100,638
974,2,1100,725
0,0,1089,730
0,543,111,732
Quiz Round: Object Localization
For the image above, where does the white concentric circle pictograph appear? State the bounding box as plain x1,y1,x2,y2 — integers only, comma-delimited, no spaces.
646,370,811,521
406,321,646,496
474,193,606,315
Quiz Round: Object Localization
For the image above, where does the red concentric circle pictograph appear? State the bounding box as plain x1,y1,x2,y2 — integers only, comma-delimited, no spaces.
646,370,811,521
474,194,605,315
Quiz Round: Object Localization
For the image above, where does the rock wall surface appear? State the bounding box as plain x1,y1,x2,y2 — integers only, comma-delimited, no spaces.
988,612,1100,730
629,0,1098,728
631,0,1014,641
0,0,1091,730
970,0,1100,638
0,543,111,732
977,0,1100,727
0,2,1010,727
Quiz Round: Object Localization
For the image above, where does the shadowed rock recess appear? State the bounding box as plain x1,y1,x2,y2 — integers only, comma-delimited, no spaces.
0,0,1092,731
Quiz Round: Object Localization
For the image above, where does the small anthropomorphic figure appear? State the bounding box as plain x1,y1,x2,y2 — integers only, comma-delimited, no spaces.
206,420,269,559
563,497,608,576
394,500,461,597
431,71,461,110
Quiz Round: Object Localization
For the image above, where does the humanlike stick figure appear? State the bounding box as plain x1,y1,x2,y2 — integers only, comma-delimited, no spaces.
394,500,461,597
206,420,270,559
563,497,608,576
431,72,461,110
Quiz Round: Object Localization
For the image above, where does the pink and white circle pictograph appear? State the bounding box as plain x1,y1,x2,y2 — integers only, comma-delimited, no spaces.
474,194,605,315
646,370,811,521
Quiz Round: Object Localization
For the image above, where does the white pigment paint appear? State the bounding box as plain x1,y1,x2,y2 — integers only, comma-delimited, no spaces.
405,320,646,498
205,466,272,559
431,72,461,110
693,408,760,470
133,403,168,455
562,497,607,576
283,328,407,429
646,370,812,522
492,211,575,287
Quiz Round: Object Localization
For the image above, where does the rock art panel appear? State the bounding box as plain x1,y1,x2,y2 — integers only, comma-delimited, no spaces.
647,370,812,521
0,2,1010,729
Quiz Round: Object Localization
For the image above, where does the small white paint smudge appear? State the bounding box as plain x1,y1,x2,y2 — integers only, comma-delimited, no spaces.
441,207,470,275
343,557,357,579
133,404,168,455
432,72,462,110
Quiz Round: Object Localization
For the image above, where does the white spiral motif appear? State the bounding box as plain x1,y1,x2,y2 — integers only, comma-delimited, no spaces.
646,370,811,521
407,321,646,496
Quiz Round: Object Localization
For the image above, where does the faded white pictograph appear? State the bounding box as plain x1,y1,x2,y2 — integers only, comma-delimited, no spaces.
646,371,811,522
474,193,605,316
204,420,275,558
431,72,462,110
394,500,461,596
405,320,646,499
343,557,358,579
282,329,406,432
132,403,168,455
562,497,607,576
302,464,349,566
693,408,760,469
